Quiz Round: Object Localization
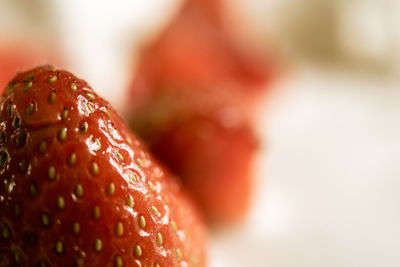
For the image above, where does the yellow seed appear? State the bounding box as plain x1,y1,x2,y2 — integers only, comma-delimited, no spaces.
14,250,22,263
137,158,144,168
48,166,56,180
58,127,67,141
75,184,84,197
48,75,57,83
24,81,33,92
148,181,155,192
26,102,34,114
126,137,133,145
94,238,103,251
114,255,123,267
1,224,10,239
4,178,10,193
87,103,94,113
38,141,47,154
12,116,20,129
73,222,80,234
62,109,68,120
175,248,182,261
151,206,159,216
154,264,160,267
115,151,123,161
6,104,12,116
115,222,124,237
57,196,65,210
107,182,115,196
4,178,12,193
29,182,38,197
68,153,77,166
14,203,22,218
16,132,26,147
80,121,88,133
138,215,146,229
170,221,177,232
55,240,63,254
91,162,99,176
0,152,7,166
70,83,77,91
48,91,56,104
130,173,137,183
93,206,100,219
156,232,163,246
85,92,95,100
134,244,142,257
102,108,111,118
126,195,134,208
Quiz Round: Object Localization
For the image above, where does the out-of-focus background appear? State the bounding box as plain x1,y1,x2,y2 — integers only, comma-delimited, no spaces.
1,0,400,266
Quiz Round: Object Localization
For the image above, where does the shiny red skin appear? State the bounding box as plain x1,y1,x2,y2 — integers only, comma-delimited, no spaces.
128,0,267,224
0,66,206,266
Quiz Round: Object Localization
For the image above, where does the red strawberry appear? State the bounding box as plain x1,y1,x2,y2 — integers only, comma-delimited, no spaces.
129,87,258,224
127,0,270,224
0,66,206,266
129,0,276,110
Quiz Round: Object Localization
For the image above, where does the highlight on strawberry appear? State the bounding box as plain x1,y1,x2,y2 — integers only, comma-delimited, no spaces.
0,66,207,266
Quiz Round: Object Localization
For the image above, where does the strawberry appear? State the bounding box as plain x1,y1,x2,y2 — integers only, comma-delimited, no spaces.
0,66,206,266
127,0,269,224
129,87,258,224
129,0,275,109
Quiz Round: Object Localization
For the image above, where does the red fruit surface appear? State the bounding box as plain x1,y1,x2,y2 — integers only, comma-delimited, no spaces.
130,0,275,109
127,0,270,224
0,66,206,266
129,87,258,224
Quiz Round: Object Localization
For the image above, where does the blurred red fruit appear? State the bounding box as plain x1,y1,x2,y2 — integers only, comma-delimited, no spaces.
128,0,278,224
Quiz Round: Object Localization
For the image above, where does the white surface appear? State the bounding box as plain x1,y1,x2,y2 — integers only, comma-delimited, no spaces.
53,0,181,108
211,67,400,266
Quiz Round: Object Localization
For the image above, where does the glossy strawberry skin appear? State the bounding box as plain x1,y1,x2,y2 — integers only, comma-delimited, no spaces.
0,66,206,266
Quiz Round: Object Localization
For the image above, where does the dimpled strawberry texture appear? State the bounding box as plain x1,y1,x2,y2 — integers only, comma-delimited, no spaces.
0,66,206,266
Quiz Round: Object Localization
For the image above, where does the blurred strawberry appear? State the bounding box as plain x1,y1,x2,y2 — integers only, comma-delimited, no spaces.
130,0,275,109
127,0,277,224
130,86,259,224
